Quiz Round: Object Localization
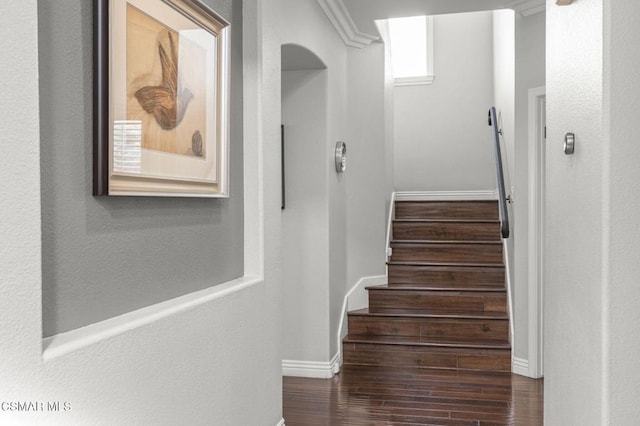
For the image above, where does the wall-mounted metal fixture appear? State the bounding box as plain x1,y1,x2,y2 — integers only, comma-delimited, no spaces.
335,141,347,173
564,132,575,155
556,0,573,5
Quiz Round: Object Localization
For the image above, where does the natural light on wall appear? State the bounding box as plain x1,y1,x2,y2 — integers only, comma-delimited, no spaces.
387,15,434,85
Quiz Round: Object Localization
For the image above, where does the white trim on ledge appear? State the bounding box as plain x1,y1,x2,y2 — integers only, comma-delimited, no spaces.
395,75,435,86
507,0,546,16
283,353,340,379
395,190,498,201
316,0,379,48
276,418,285,426
513,357,529,376
43,275,264,361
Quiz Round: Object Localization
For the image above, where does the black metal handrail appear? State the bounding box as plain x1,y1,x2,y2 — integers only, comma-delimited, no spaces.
488,107,510,239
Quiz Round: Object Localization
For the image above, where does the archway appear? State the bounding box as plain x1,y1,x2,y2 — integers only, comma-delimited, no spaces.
280,44,331,367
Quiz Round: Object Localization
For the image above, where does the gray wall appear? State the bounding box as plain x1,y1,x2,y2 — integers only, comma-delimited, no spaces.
346,43,387,294
393,11,496,192
39,0,244,337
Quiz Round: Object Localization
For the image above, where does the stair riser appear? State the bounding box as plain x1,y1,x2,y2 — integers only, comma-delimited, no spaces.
390,244,503,264
393,222,501,242
395,201,498,221
369,291,507,314
343,343,511,372
387,265,505,288
348,316,509,341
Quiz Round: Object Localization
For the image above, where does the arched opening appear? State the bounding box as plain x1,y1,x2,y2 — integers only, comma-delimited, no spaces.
280,44,331,364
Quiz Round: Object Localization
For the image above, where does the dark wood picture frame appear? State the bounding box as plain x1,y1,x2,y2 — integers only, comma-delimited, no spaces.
93,0,231,197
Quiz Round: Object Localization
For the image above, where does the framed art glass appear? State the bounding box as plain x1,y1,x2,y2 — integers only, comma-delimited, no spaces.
94,0,230,197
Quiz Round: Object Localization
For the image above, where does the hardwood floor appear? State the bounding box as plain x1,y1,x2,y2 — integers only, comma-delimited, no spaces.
283,365,543,425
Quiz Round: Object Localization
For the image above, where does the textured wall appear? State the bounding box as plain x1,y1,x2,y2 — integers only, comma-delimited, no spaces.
0,0,283,424
604,0,640,422
38,0,244,336
545,0,604,423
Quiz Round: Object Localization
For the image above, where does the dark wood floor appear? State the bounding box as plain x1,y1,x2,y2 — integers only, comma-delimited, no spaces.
283,365,543,425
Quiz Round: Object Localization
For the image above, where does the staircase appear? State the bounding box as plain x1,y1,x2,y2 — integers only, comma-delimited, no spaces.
343,200,511,372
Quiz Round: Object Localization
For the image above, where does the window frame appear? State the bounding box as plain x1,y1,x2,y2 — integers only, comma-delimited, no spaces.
390,16,435,86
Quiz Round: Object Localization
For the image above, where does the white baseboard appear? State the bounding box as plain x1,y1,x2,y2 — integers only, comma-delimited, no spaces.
395,190,498,201
282,352,340,379
283,274,386,379
276,418,285,426
513,357,529,376
337,275,387,365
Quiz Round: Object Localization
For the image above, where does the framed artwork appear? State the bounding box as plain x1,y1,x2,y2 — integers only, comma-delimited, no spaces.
94,0,230,197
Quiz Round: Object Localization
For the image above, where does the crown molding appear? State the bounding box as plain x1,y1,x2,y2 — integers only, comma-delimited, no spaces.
507,0,546,16
317,0,379,48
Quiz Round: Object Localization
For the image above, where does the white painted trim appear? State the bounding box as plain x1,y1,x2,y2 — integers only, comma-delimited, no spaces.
395,190,498,201
336,275,387,369
395,75,435,86
282,353,340,379
507,0,546,16
503,238,515,367
43,275,263,361
276,419,285,426
316,0,379,48
513,357,530,376
527,86,546,379
385,192,396,259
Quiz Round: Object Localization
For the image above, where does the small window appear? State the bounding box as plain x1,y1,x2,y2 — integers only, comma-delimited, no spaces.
387,16,434,86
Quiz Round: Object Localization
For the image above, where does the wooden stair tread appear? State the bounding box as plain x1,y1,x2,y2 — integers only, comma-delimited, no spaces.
344,334,511,349
391,240,503,245
366,285,506,293
388,261,505,268
348,308,509,320
394,201,499,221
393,219,501,224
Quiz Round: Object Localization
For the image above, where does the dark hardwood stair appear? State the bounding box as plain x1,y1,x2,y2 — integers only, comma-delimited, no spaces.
348,308,509,341
390,241,504,264
368,286,507,314
394,200,498,220
343,199,511,373
387,263,505,288
393,219,501,241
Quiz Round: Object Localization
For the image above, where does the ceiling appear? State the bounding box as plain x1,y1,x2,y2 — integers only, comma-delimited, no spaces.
317,0,546,48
